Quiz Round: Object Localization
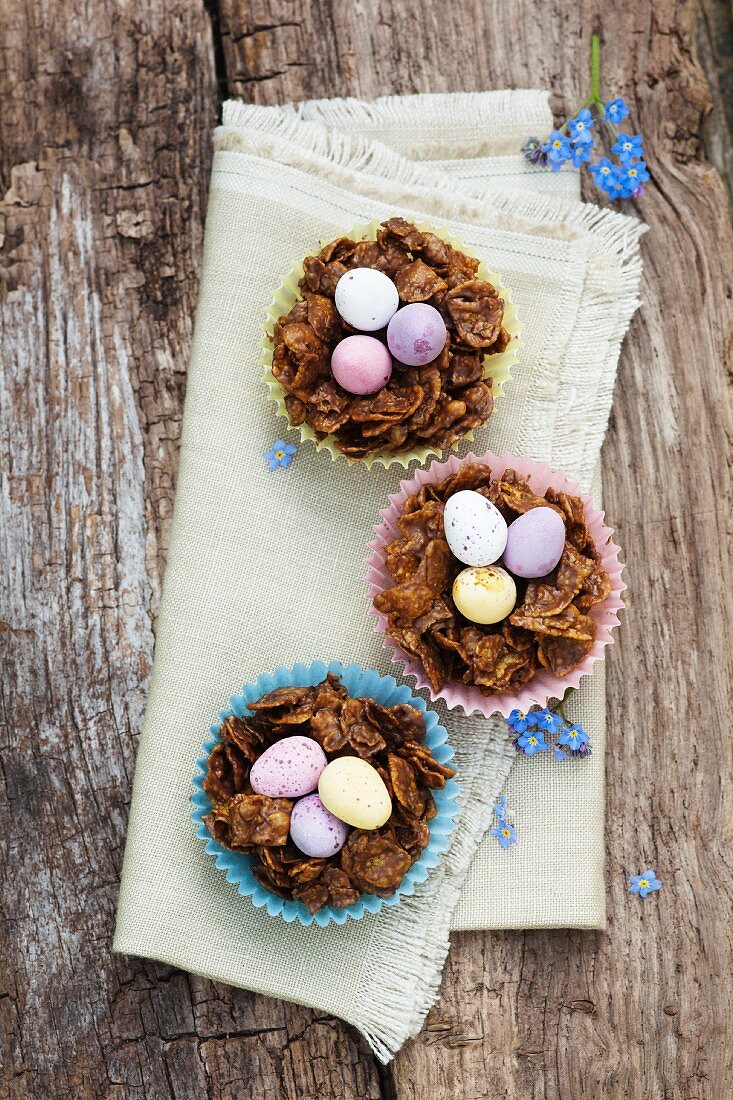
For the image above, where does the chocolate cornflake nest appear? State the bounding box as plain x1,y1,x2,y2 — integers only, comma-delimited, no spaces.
373,465,612,695
202,675,455,914
270,218,510,459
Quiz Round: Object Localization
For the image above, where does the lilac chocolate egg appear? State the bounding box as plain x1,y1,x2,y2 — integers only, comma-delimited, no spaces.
503,506,566,579
386,303,447,366
331,334,393,395
250,736,327,798
289,793,350,858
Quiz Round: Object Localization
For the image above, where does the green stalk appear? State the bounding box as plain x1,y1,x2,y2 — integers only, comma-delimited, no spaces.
556,687,576,723
590,32,601,104
559,32,602,134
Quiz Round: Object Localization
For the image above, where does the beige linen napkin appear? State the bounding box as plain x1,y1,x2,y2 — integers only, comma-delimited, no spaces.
114,91,642,1059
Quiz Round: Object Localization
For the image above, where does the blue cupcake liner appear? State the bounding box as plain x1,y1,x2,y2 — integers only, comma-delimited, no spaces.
191,659,460,928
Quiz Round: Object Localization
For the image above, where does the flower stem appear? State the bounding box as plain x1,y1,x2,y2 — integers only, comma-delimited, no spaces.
590,32,601,104
559,33,602,133
557,687,576,723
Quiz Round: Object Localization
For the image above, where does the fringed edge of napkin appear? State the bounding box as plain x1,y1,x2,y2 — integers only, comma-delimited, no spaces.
217,100,646,262
347,715,512,1062
234,89,554,160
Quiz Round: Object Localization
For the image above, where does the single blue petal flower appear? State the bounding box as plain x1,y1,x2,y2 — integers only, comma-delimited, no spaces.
588,157,617,187
611,132,645,163
603,98,630,124
629,870,662,898
601,165,629,200
558,723,590,748
571,142,592,167
622,159,650,189
490,823,517,849
517,731,549,756
492,794,508,822
507,709,533,734
263,439,298,470
568,107,595,145
536,709,564,735
542,130,573,171
552,744,569,762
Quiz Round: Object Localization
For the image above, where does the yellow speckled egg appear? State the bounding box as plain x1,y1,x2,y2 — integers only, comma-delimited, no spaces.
453,565,517,625
318,757,392,830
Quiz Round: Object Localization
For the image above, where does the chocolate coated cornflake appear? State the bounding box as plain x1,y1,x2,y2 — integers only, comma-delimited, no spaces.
341,830,412,896
270,218,509,458
374,467,610,693
202,673,454,913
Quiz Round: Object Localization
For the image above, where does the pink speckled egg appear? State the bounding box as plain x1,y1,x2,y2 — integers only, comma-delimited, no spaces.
331,334,393,395
444,490,508,567
249,736,327,798
503,506,566,579
289,793,350,858
386,303,447,366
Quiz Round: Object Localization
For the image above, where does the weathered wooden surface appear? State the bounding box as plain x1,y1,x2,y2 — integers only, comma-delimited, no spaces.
1,1,732,1098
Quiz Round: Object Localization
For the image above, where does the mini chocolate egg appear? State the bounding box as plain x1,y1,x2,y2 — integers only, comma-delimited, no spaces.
334,267,400,331
503,506,566,579
289,793,350,858
318,757,391,830
452,565,517,625
331,334,393,395
250,735,327,798
444,489,508,567
386,303,447,366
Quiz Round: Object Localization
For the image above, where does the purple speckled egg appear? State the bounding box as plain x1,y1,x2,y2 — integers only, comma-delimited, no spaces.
444,489,508,567
289,793,350,858
386,303,447,366
250,736,327,798
503,506,566,579
331,334,393,395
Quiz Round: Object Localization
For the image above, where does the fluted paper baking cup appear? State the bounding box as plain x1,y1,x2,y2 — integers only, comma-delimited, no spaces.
365,452,626,718
191,659,459,928
262,219,521,469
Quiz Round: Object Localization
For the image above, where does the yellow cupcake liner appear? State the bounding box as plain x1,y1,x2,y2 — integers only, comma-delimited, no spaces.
261,218,522,470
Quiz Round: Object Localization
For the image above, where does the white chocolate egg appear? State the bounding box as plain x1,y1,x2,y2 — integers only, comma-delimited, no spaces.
452,565,517,625
444,490,508,566
334,268,400,331
318,757,392,830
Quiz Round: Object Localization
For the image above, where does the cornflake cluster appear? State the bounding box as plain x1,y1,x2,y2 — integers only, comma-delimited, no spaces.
271,218,509,459
203,674,455,914
374,464,610,694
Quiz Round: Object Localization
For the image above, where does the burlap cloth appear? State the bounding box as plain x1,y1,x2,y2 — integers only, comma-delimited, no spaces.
114,91,643,1060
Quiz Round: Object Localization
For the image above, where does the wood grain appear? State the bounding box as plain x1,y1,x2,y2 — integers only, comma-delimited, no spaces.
1,1,732,1098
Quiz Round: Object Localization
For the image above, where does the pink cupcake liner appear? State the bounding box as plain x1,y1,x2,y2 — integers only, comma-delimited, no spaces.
365,450,626,718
